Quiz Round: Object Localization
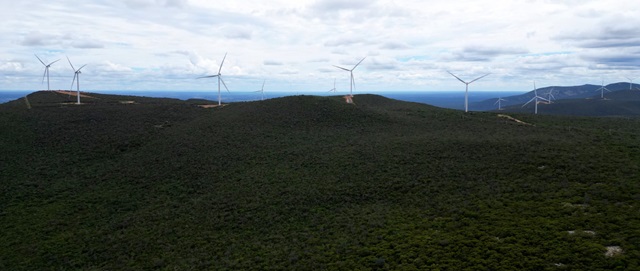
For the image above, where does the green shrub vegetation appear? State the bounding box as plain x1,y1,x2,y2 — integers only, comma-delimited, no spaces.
1,91,639,270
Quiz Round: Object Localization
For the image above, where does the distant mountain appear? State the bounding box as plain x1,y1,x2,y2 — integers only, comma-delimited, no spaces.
471,82,640,111
495,89,640,116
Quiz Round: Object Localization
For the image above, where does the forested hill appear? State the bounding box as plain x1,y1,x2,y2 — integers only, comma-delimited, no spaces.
1,91,640,270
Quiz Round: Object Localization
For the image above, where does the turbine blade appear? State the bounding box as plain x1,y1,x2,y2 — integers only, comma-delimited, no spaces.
49,59,61,66
220,77,230,92
66,56,75,71
351,73,356,90
352,57,367,70
447,71,467,84
218,53,227,74
197,75,219,79
42,69,47,84
70,74,77,90
77,64,87,71
469,73,490,84
262,79,265,91
35,54,46,66
522,97,536,107
333,65,350,71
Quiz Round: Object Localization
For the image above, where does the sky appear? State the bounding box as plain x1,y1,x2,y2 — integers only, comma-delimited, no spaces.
1,0,639,93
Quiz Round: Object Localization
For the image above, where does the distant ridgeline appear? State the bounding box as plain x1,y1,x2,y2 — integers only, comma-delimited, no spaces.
470,82,640,116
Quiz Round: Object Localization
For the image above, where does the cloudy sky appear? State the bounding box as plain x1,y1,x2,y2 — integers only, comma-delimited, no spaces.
1,0,639,93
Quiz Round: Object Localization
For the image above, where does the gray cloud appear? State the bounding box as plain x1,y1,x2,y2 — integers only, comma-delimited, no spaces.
380,41,411,50
263,60,283,66
324,36,362,47
122,0,188,9
280,69,298,75
20,32,58,47
554,20,640,49
580,49,640,66
72,40,105,49
310,0,374,13
445,46,529,62
162,0,188,8
317,67,334,73
224,30,252,40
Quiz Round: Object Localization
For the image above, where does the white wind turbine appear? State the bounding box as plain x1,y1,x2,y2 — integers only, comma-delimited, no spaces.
35,54,60,91
522,81,549,114
67,57,87,105
328,78,337,93
494,97,507,110
333,57,366,97
198,53,229,106
255,79,265,101
447,71,490,112
626,76,636,90
595,79,610,99
545,88,556,103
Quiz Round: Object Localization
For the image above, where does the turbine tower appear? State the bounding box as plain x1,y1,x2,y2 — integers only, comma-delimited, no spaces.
522,81,549,114
35,54,60,91
595,79,610,99
626,76,636,90
494,97,506,110
255,79,265,101
198,53,229,106
67,57,87,105
328,78,337,93
447,71,490,112
333,57,366,97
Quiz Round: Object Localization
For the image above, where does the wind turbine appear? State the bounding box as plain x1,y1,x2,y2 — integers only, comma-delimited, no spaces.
67,57,87,105
626,76,636,90
595,79,610,99
35,54,60,91
447,71,490,112
522,81,549,114
198,53,229,106
494,97,506,110
328,78,337,93
333,57,366,97
545,88,556,103
255,79,265,101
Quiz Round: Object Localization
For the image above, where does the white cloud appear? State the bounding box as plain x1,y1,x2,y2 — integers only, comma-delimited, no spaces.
1,0,639,92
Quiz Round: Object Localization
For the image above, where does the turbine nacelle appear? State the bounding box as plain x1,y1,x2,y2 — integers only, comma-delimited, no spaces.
447,71,491,112
66,56,87,105
197,53,229,106
333,57,366,96
522,81,549,114
35,54,60,91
